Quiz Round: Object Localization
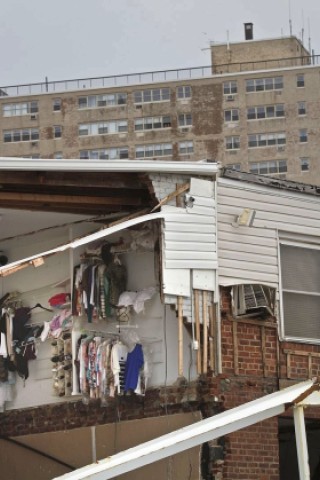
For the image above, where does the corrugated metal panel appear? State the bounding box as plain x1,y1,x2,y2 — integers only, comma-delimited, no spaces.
217,178,320,287
162,179,217,296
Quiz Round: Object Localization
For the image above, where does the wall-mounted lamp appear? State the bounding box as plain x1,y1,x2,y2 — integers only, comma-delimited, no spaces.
232,208,256,228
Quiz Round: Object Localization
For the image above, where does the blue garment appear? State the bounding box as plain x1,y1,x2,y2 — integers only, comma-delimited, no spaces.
124,344,144,392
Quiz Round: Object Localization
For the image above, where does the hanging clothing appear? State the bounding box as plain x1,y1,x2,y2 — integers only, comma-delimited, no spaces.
124,343,144,393
111,342,128,395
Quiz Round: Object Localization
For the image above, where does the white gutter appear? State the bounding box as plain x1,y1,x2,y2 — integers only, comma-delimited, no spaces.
0,158,219,176
0,211,166,275
53,380,318,480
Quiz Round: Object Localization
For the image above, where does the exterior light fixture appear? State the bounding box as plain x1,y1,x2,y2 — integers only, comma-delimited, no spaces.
232,208,256,228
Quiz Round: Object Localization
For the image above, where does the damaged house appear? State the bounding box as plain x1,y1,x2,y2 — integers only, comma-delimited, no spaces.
0,158,320,479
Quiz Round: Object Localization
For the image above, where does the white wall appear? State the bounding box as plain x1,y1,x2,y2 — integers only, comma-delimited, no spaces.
0,213,196,411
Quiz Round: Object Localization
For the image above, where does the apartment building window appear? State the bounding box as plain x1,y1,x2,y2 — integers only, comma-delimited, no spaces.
299,129,308,143
78,120,128,136
225,136,240,150
249,159,287,175
135,143,172,158
134,116,171,131
80,147,129,160
226,163,241,171
300,157,310,171
296,74,305,87
54,126,62,138
3,101,38,117
178,113,192,127
179,141,193,154
3,128,39,143
247,104,285,120
248,132,286,148
53,99,61,112
224,109,239,122
177,86,191,99
223,81,237,95
78,93,127,109
246,76,283,92
134,88,170,104
298,101,306,115
280,241,320,342
54,152,63,159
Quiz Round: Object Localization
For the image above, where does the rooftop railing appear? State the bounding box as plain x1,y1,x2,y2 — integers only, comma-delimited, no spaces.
0,54,319,98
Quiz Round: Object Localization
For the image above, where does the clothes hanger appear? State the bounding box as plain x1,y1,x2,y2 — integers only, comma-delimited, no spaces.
30,303,53,313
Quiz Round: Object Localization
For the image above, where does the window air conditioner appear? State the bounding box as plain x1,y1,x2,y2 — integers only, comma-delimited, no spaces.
234,284,275,316
226,95,235,101
135,105,142,109
181,127,190,133
30,114,38,120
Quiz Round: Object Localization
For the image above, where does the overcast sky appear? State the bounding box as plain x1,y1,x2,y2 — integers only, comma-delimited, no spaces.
1,0,319,86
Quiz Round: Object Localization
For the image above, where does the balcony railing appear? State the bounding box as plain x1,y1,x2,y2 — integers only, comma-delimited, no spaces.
0,54,319,98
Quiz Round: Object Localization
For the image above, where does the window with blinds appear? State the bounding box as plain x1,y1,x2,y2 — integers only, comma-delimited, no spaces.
280,243,320,342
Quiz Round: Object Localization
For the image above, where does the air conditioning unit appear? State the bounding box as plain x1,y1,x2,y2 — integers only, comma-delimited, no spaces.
233,284,275,316
30,114,38,120
135,105,142,109
226,95,235,101
181,127,190,133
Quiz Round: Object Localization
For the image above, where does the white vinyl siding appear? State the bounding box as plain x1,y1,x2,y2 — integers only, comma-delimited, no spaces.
161,178,217,297
217,177,320,288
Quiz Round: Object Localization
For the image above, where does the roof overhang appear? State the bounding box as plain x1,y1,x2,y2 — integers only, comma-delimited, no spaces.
0,158,218,215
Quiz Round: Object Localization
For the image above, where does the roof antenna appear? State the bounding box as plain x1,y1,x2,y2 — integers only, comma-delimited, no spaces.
301,9,305,45
288,0,293,36
227,30,230,50
308,17,312,54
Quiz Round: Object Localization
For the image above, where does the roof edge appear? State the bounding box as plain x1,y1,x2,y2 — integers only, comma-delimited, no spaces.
0,158,219,176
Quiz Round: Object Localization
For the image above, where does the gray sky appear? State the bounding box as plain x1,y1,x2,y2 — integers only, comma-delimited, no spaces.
1,0,319,86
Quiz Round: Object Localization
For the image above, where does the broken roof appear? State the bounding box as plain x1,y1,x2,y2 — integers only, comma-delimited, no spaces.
221,167,320,197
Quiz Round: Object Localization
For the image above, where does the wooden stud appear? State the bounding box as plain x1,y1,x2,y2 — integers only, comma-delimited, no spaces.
261,326,267,378
308,354,312,378
177,296,184,377
208,304,216,371
202,291,208,374
194,289,202,374
287,353,291,379
232,320,239,376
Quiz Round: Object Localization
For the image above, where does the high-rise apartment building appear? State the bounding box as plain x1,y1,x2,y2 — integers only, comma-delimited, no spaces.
0,24,319,183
